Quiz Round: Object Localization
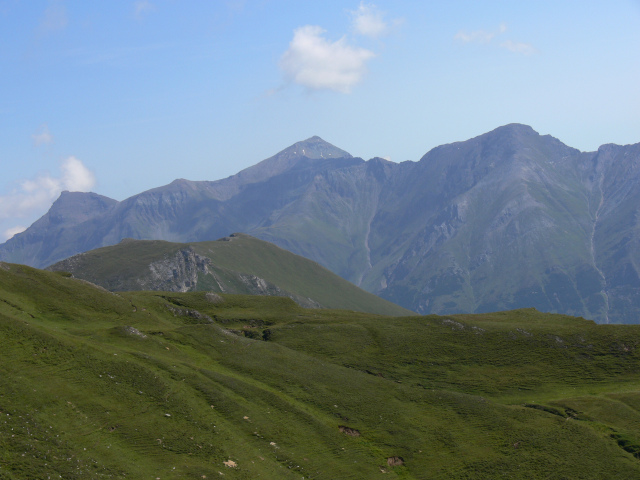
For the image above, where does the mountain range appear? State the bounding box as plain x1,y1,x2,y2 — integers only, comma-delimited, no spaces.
2,124,639,323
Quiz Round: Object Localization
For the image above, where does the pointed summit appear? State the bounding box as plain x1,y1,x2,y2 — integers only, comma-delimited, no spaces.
33,191,117,229
286,136,352,161
490,123,538,135
234,136,352,185
0,191,117,267
458,123,540,150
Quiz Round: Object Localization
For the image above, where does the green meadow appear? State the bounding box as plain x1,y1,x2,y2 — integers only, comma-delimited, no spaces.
2,261,640,479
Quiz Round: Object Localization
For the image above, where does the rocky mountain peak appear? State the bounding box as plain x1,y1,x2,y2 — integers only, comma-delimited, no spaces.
289,136,352,160
41,191,118,227
233,136,352,186
481,123,578,155
492,123,537,135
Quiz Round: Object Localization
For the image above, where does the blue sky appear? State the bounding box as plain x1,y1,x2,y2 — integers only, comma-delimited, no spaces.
1,0,639,240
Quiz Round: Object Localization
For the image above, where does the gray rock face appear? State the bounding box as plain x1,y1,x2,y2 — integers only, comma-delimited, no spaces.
5,127,640,322
143,247,211,292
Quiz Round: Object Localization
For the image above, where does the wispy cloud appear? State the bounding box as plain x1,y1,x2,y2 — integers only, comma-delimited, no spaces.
351,2,398,38
499,39,536,55
279,25,375,93
455,23,506,44
0,157,96,226
38,2,68,36
133,0,155,19
32,124,53,146
455,23,535,55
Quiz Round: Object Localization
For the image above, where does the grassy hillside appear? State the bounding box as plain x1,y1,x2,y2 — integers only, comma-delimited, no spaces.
2,262,640,478
47,233,412,316
190,233,410,315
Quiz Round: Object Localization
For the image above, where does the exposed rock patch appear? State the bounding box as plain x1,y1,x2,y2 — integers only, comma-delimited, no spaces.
142,247,211,292
165,304,213,323
122,326,147,338
205,292,224,304
338,425,361,437
441,318,465,330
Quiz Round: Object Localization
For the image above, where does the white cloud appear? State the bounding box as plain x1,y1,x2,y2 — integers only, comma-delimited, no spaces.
0,157,96,222
134,0,155,19
500,40,536,55
38,3,68,35
280,25,375,93
351,2,389,38
60,156,96,191
3,226,26,241
32,124,53,146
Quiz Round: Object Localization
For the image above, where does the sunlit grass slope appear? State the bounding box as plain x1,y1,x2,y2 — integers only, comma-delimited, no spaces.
47,233,413,316
2,262,640,478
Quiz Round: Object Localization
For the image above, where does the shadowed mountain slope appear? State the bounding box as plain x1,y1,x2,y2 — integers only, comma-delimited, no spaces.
2,126,640,323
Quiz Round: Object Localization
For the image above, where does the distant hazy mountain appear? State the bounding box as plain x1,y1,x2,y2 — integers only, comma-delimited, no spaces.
46,233,412,316
2,125,639,323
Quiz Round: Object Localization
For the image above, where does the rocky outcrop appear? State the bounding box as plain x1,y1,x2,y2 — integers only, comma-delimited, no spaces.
48,240,325,309
141,247,211,292
234,273,322,308
140,247,322,307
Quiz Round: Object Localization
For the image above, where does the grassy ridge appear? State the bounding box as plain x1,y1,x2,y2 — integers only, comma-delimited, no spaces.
47,234,413,316
191,233,409,315
2,262,640,478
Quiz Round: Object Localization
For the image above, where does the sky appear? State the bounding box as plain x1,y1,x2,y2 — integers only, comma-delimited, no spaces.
1,0,639,241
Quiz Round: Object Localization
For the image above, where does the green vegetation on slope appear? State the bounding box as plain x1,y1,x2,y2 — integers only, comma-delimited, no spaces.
191,233,410,315
2,262,640,478
47,234,412,317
